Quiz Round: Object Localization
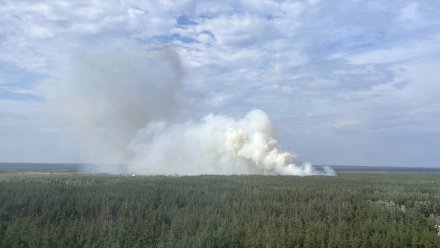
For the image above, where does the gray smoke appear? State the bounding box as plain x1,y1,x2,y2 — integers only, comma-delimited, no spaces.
51,44,183,163
52,44,335,176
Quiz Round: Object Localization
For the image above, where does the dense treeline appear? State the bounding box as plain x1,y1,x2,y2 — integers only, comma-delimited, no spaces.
1,173,440,247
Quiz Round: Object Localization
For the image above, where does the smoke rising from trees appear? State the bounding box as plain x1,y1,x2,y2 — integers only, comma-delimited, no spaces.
51,44,335,176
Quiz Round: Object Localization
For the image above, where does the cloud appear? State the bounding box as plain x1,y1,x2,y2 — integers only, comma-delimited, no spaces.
330,119,362,129
348,35,440,65
1,0,440,166
195,14,281,48
398,2,419,24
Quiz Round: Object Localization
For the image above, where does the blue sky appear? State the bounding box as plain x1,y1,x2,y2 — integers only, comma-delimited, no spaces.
1,0,440,166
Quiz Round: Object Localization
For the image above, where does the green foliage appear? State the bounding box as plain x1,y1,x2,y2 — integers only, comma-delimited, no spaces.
0,173,440,247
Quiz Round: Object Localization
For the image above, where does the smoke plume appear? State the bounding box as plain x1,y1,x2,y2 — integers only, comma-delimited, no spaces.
51,44,184,163
129,109,336,176
53,43,335,176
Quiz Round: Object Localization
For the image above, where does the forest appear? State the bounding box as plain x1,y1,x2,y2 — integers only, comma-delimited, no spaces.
1,172,440,247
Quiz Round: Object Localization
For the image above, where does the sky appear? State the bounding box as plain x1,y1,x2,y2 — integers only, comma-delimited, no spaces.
1,0,440,166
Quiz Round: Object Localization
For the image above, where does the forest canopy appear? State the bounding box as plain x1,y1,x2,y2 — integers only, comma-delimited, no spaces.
1,173,440,247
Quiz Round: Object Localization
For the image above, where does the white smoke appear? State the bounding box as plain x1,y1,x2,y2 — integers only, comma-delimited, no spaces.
50,43,335,176
128,109,336,176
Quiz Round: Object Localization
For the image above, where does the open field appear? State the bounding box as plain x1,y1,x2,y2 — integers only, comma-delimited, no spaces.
1,173,440,247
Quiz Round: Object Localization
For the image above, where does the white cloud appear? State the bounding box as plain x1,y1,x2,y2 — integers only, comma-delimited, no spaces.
398,2,419,24
197,14,280,48
1,0,440,165
348,35,440,65
330,119,362,129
